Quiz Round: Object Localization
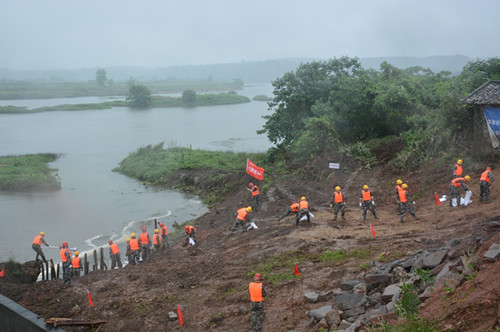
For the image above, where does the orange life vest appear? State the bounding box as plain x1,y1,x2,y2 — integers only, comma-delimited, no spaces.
153,234,161,245
251,185,259,197
290,203,300,212
480,170,491,184
237,208,249,221
110,243,120,255
33,235,43,246
186,226,196,234
362,189,372,201
129,238,140,250
160,225,168,236
60,248,70,263
453,164,463,176
399,189,408,203
452,177,465,188
139,232,149,245
72,256,81,268
299,200,309,210
249,282,264,302
395,185,402,195
334,192,343,203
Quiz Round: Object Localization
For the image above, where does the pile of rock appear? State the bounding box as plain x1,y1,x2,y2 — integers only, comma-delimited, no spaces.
301,217,500,332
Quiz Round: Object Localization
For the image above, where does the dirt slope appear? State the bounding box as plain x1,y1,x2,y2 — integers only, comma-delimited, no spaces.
1,164,499,332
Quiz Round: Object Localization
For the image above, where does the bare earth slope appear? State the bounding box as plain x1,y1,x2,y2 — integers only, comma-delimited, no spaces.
1,165,499,331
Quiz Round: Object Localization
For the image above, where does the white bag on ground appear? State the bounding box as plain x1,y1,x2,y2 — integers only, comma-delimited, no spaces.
247,222,258,230
299,212,314,222
451,198,458,207
460,190,473,206
189,238,195,246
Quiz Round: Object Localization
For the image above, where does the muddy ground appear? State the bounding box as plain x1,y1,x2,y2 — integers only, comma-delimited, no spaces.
1,160,499,332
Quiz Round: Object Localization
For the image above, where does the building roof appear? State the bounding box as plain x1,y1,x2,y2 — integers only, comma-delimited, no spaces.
462,81,500,105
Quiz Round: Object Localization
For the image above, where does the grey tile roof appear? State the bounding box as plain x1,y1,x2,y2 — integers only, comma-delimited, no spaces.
462,81,500,105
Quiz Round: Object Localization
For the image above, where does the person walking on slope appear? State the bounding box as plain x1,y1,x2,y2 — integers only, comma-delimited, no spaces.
247,182,260,212
60,241,72,285
232,206,252,231
479,167,494,203
71,251,82,277
153,229,162,252
129,233,140,264
158,222,169,249
183,225,197,246
278,202,299,221
360,185,378,221
249,273,266,332
399,184,419,223
395,179,403,215
330,186,346,221
108,240,122,269
32,231,49,264
139,226,151,262
451,159,464,178
449,175,471,207
296,196,311,226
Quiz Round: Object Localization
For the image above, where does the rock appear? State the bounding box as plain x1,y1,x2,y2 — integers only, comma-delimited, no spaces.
239,305,247,315
412,256,424,270
340,280,361,291
423,250,447,268
367,292,382,307
317,317,329,329
325,309,341,327
365,273,391,285
353,282,367,294
484,242,500,261
304,291,319,303
344,306,366,318
307,305,332,321
381,283,402,303
419,287,433,302
434,261,456,283
345,318,363,332
334,293,367,310
391,266,407,283
339,320,351,329
318,290,333,301
168,311,178,321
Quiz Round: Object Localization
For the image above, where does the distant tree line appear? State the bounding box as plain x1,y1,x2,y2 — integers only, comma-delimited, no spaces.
258,56,500,170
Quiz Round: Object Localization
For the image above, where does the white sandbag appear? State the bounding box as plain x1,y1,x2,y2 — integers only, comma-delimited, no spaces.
247,222,258,230
189,238,195,246
440,195,447,203
459,190,473,206
451,198,458,207
299,212,314,222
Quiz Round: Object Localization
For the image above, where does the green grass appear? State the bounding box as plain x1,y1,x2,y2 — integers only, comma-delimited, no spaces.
0,153,61,191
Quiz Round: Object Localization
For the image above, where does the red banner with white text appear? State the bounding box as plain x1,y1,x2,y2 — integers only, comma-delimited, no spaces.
246,159,265,180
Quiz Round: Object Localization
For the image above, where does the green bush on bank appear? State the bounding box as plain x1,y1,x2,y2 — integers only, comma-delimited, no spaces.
0,154,61,191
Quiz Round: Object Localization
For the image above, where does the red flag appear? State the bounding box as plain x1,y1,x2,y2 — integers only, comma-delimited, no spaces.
294,263,301,276
246,159,265,180
87,289,94,307
177,304,184,327
434,192,442,206
370,224,376,239
0,266,4,277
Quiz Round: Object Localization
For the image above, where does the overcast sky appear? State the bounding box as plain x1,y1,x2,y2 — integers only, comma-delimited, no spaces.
1,0,499,70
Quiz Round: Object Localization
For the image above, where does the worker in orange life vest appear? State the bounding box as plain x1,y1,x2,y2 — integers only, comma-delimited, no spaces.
183,225,197,246
129,233,140,265
71,251,82,277
451,159,464,178
398,184,419,223
158,222,169,250
249,273,266,332
479,167,494,203
60,241,72,285
296,196,311,226
360,185,378,221
247,182,260,212
395,179,403,215
152,229,162,252
108,240,122,269
232,206,252,231
330,186,346,221
139,226,151,262
32,231,49,264
449,175,470,207
278,202,299,221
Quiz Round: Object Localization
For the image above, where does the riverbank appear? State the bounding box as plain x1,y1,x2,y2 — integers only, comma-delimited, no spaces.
0,153,60,191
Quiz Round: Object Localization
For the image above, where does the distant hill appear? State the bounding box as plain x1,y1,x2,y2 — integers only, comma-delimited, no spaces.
0,55,473,83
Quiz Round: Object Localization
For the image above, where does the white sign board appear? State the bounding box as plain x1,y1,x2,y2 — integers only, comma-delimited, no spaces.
329,163,340,169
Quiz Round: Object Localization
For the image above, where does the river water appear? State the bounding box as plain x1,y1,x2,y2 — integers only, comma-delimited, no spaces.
0,83,274,263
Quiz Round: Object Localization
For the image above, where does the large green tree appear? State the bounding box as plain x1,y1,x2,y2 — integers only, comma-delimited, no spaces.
127,84,152,108
95,68,107,87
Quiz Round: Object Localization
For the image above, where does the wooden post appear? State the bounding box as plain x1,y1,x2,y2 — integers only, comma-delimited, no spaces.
100,247,108,270
41,264,45,281
154,219,158,230
331,169,335,186
84,253,89,275
93,250,98,271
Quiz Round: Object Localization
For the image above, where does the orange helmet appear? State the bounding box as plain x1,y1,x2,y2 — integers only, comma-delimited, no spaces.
62,241,68,247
